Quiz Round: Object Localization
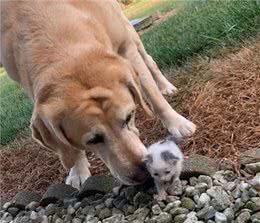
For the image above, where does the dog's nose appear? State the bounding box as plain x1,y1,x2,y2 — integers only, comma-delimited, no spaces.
131,164,149,183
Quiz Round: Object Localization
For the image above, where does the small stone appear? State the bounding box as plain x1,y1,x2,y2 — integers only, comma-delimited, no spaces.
164,201,181,212
73,202,82,210
112,208,124,215
195,183,208,193
103,214,124,223
250,197,260,211
64,215,73,222
182,155,218,177
181,197,195,211
13,191,41,209
198,175,213,188
170,207,189,217
72,218,82,223
197,193,211,208
174,214,187,223
249,174,260,191
67,205,76,215
155,212,172,223
165,195,179,203
245,162,260,174
78,176,120,199
30,211,39,220
223,207,234,221
123,205,135,215
169,180,183,196
232,185,242,199
157,201,166,209
41,184,78,206
235,211,251,223
55,218,64,223
3,202,12,210
224,182,236,191
45,203,58,216
95,203,105,212
98,208,112,220
26,201,39,211
123,187,137,203
241,190,249,203
7,207,19,216
1,212,13,222
185,186,196,197
189,177,198,186
184,212,198,223
193,194,200,204
233,198,245,212
16,216,31,223
104,198,114,208
213,171,227,185
215,212,227,223
196,206,216,220
248,188,258,197
133,192,152,208
133,207,150,221
251,212,260,221
152,204,161,215
113,196,127,209
207,186,232,211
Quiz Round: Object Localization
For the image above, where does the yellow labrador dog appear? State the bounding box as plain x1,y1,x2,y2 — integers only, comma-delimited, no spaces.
1,0,196,189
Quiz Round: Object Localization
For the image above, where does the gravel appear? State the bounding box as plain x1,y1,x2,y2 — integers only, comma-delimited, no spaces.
1,162,260,223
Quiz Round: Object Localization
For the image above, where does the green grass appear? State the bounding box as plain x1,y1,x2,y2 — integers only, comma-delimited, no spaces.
142,0,260,68
124,0,177,19
0,71,33,145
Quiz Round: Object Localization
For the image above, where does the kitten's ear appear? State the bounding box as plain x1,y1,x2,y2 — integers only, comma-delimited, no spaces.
143,154,153,166
161,151,179,164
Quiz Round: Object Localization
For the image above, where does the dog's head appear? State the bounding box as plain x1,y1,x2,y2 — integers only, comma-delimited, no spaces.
31,53,152,185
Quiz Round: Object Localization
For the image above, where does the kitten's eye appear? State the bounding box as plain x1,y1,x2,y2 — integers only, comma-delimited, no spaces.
153,173,159,176
87,134,104,145
165,171,171,175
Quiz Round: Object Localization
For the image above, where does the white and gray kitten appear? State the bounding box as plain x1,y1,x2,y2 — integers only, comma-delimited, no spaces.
143,137,183,200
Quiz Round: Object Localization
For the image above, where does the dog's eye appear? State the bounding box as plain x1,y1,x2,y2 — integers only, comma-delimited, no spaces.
87,134,104,144
154,173,159,176
165,171,171,174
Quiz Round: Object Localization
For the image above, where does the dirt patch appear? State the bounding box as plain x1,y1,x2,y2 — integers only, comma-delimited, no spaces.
1,39,260,201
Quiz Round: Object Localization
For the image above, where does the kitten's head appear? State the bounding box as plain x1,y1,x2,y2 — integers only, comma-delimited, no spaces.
143,150,183,185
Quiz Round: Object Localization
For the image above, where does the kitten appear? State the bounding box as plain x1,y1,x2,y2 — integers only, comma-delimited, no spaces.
143,137,184,200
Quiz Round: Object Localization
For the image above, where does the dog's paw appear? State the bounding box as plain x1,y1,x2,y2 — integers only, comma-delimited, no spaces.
159,81,178,95
65,168,90,190
164,113,196,140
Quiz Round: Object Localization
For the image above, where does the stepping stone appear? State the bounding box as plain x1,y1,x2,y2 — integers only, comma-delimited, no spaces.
77,176,120,199
181,154,218,179
40,184,78,206
12,191,41,210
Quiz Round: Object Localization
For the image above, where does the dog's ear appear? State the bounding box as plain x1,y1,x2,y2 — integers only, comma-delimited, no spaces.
30,102,70,151
127,78,153,117
161,150,179,165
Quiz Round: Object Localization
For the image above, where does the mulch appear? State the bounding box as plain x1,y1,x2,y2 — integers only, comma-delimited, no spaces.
1,39,260,202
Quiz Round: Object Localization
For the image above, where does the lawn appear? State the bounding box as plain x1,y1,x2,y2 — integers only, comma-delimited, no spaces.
0,0,259,145
142,0,260,68
0,71,33,145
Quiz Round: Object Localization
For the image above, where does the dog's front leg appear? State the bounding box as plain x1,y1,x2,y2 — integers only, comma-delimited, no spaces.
124,44,196,140
60,150,91,190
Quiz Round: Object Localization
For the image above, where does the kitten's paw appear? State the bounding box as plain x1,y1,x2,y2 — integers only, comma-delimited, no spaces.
154,191,167,201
